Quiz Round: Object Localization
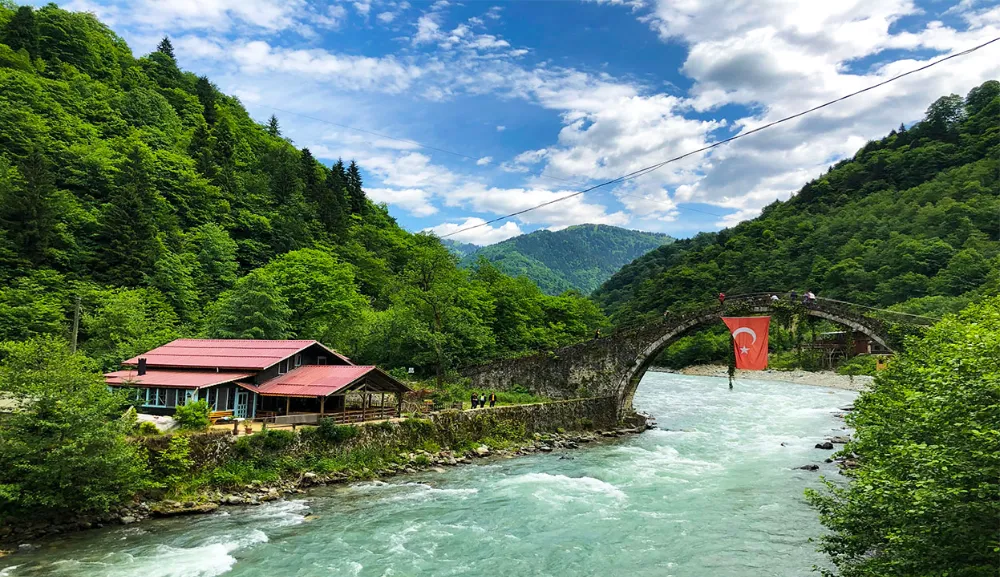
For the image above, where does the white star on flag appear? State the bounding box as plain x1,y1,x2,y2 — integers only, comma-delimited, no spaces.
739,346,750,354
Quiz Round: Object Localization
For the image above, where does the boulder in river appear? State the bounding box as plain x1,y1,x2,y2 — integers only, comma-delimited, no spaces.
814,441,835,450
796,464,819,471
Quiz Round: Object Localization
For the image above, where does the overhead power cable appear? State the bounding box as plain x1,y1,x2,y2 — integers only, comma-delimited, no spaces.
439,35,1000,239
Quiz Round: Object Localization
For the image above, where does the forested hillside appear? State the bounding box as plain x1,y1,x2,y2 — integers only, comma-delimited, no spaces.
595,82,1000,323
460,224,672,295
0,2,607,378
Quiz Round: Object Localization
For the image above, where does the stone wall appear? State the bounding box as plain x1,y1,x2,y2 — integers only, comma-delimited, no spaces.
144,397,624,472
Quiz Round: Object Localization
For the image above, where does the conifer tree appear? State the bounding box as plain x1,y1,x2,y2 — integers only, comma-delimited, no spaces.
0,150,61,267
99,145,162,286
195,76,217,125
2,6,39,59
317,163,348,236
266,115,280,137
346,160,366,214
156,36,174,60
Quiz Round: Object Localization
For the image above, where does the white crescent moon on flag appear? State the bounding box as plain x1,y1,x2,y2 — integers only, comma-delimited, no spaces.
731,327,757,344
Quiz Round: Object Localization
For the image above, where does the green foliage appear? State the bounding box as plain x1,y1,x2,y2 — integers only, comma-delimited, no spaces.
313,419,359,444
807,297,1000,577
137,421,160,436
203,271,293,339
0,337,149,521
595,81,1000,323
460,224,672,295
173,399,210,431
835,354,878,376
152,435,193,489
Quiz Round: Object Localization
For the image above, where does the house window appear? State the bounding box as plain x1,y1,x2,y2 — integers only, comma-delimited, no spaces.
165,388,177,407
206,388,218,410
317,356,327,366
144,388,169,408
294,354,302,367
278,359,288,375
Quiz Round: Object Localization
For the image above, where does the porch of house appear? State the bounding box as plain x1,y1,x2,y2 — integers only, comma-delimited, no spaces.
253,382,404,427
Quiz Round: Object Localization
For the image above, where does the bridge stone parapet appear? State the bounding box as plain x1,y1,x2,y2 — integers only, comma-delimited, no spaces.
463,295,905,418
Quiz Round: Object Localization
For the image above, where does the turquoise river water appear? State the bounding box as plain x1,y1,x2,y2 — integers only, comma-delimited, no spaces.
0,372,857,577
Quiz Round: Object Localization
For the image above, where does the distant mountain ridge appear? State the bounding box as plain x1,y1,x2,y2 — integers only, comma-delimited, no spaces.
450,225,673,295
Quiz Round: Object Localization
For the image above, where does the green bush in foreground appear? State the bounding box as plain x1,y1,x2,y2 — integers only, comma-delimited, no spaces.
174,399,211,431
807,297,1000,577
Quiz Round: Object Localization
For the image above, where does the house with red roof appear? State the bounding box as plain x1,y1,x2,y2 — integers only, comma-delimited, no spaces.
105,339,410,423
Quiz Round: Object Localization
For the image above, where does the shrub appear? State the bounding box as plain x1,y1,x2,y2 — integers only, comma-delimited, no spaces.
137,421,161,436
174,399,210,431
835,354,878,376
315,419,359,444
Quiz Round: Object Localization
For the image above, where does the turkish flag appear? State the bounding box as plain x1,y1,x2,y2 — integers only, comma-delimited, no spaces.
722,317,770,370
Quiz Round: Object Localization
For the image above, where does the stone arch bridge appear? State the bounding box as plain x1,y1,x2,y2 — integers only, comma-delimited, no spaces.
463,294,924,419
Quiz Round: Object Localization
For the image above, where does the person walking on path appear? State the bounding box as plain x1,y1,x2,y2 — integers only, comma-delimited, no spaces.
594,328,601,339
718,292,726,308
479,393,487,408
489,392,497,408
470,392,478,409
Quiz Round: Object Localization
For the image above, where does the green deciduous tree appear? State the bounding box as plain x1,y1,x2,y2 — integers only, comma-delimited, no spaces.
81,287,180,371
203,271,293,339
806,297,1000,577
0,337,149,521
259,248,370,348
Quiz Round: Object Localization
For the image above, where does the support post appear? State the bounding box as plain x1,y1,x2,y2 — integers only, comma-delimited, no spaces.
320,396,326,416
361,385,367,422
285,396,290,415
380,392,385,419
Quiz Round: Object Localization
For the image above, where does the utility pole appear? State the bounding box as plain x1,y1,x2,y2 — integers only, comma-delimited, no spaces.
70,295,81,353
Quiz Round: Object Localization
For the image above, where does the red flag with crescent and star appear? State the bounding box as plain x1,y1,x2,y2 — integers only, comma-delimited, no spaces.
722,317,770,370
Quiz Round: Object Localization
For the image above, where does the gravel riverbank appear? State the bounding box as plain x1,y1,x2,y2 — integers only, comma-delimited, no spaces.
652,364,873,391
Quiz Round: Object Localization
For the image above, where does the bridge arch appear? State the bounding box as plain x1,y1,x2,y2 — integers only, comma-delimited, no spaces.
616,300,893,415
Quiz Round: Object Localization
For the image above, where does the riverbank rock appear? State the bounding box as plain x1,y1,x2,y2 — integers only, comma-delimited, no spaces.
474,445,490,457
150,501,219,517
828,436,851,444
814,441,835,450
796,464,819,471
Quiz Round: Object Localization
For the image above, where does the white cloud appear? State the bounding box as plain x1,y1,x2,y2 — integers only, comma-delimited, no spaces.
366,188,438,216
424,219,523,245
476,156,493,166
173,35,225,59
228,41,421,93
353,1,372,16
81,0,307,32
377,11,396,24
317,4,348,29
496,125,506,131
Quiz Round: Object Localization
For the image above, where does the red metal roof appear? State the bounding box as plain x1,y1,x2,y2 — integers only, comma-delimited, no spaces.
122,339,352,370
255,365,379,397
104,370,253,389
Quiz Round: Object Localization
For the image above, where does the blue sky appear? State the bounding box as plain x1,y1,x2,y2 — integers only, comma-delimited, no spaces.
53,0,1000,243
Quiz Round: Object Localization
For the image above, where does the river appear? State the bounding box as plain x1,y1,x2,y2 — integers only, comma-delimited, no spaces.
0,372,857,577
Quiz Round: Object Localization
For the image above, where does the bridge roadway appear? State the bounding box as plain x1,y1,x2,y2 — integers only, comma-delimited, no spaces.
463,294,921,419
